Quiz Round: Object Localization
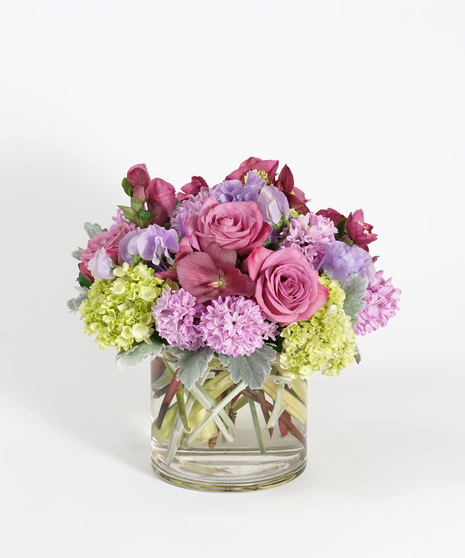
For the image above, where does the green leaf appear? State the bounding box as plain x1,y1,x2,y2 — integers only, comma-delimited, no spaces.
131,196,144,212
122,177,133,197
218,344,276,389
77,271,92,289
67,289,88,313
84,222,107,239
132,254,141,266
139,209,152,227
340,275,368,325
170,347,215,390
71,247,84,260
355,345,362,364
116,339,163,371
117,205,137,224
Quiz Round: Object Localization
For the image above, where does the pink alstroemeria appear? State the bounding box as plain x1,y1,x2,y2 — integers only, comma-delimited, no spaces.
177,243,255,303
276,165,309,215
126,164,177,227
177,176,209,201
225,157,279,184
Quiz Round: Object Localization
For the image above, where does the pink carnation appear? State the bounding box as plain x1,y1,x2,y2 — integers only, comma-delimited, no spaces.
354,271,401,335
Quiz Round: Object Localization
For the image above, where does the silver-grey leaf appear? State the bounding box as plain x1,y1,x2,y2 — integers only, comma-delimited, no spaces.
171,347,215,389
218,344,276,389
71,247,84,260
84,222,107,239
67,291,88,313
340,275,368,325
115,339,163,371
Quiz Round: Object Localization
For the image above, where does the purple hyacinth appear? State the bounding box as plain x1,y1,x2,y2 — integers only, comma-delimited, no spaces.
282,212,337,268
170,188,210,237
210,172,264,204
321,240,375,283
354,271,401,335
152,288,205,351
198,296,278,357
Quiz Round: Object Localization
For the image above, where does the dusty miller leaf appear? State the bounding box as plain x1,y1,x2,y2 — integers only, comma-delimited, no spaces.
355,345,362,364
84,222,107,239
217,344,276,389
170,347,215,390
116,339,163,371
71,247,84,260
340,275,368,326
67,288,88,313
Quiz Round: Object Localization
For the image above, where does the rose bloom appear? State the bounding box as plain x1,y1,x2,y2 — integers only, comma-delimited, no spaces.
184,197,270,256
80,220,134,282
247,247,329,326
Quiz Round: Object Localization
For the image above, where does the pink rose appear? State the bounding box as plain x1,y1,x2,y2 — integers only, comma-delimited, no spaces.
184,197,271,256
79,220,135,282
247,247,328,326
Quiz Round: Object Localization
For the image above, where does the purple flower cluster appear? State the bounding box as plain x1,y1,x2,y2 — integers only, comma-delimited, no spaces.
118,224,179,267
170,188,210,237
321,241,375,284
152,288,205,351
152,291,278,357
354,271,401,335
199,296,278,357
282,212,337,268
210,172,264,204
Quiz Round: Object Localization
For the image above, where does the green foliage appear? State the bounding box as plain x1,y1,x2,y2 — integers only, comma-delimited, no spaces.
84,222,107,239
170,347,215,390
116,339,163,371
340,275,368,326
218,345,276,389
121,177,133,197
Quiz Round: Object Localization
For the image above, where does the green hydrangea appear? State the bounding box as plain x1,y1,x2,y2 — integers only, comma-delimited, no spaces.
79,263,168,352
279,274,356,379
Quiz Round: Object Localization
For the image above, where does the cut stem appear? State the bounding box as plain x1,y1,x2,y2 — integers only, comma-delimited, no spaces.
248,398,266,454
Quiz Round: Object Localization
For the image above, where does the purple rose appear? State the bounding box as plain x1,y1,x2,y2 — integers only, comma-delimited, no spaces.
321,241,375,283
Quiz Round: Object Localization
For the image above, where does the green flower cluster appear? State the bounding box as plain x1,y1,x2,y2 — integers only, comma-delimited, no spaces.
279,275,356,379
79,263,168,352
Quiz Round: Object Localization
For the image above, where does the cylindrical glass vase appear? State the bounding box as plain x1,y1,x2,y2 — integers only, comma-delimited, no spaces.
150,354,307,492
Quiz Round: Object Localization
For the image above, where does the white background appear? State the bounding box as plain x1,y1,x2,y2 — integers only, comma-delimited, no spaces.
1,1,464,556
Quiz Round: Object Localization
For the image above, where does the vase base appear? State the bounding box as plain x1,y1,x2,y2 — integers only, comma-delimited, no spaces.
151,447,307,492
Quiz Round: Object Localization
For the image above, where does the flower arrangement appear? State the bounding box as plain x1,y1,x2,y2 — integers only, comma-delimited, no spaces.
69,157,401,480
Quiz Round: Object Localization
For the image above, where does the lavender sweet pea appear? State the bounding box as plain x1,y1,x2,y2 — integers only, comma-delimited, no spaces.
321,241,375,283
257,185,290,225
87,247,115,280
137,224,179,266
211,172,264,204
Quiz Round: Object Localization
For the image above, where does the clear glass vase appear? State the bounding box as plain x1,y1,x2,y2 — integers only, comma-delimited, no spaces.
150,353,307,492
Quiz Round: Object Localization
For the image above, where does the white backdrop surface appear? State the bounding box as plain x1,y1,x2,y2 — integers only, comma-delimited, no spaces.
1,1,464,557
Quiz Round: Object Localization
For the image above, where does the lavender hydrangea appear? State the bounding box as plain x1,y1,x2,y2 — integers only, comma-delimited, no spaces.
282,212,337,268
354,271,401,335
210,172,264,204
170,188,209,237
321,241,376,284
152,288,205,351
198,296,278,357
